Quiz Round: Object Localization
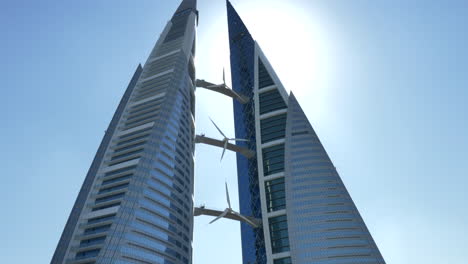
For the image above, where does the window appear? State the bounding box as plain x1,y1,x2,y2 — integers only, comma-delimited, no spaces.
114,142,147,154
136,80,169,101
102,174,132,186
269,215,290,254
124,114,159,128
118,127,152,140
127,97,163,117
75,249,100,260
116,135,148,147
87,214,116,224
104,165,137,177
92,202,121,211
125,106,161,123
259,89,287,114
98,183,129,194
265,177,286,212
110,149,143,161
108,157,139,167
95,192,125,204
79,236,106,248
84,224,111,235
260,113,286,143
144,53,178,77
165,13,189,43
292,131,309,136
262,144,285,176
274,257,292,264
258,59,275,88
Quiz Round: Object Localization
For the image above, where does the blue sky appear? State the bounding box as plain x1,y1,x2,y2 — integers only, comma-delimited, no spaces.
1,0,468,263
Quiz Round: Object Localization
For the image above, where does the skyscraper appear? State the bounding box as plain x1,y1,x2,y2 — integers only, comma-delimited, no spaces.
227,1,386,264
51,1,197,263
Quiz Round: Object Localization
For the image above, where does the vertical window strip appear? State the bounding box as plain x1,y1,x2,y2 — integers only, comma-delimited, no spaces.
258,59,275,89
265,177,286,212
259,89,287,115
260,113,287,143
269,215,291,254
262,144,285,176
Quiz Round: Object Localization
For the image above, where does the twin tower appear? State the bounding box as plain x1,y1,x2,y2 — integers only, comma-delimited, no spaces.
51,1,386,264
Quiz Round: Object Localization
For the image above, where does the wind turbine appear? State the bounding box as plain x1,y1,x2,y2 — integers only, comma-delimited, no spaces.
209,182,259,228
219,68,246,100
210,118,248,161
195,69,249,104
207,68,229,89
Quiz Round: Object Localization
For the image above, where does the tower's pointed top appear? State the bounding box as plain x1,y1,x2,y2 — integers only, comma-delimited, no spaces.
226,0,252,43
175,0,197,14
173,0,198,24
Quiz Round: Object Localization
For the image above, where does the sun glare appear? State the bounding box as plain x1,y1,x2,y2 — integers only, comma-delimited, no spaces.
199,1,334,120
238,1,333,100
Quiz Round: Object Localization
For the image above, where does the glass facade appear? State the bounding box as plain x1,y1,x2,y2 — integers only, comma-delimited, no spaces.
227,1,385,263
284,94,386,263
259,89,287,115
52,1,386,263
51,1,198,263
255,56,292,263
262,144,285,176
268,215,290,254
227,1,267,264
51,63,143,264
260,113,287,143
274,257,292,264
258,59,275,89
265,177,286,212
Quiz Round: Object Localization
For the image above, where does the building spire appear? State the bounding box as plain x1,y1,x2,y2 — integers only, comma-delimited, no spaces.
226,0,252,43
175,0,197,15
173,0,198,24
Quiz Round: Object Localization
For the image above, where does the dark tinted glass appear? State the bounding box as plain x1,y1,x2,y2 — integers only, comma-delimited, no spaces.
95,192,125,204
262,144,285,175
104,166,136,177
260,113,286,143
75,249,100,260
268,215,290,253
274,257,292,264
259,89,287,115
87,214,116,224
84,224,111,235
228,2,267,263
258,59,275,88
265,177,286,212
102,174,132,186
79,236,106,247
98,183,129,194
165,14,189,43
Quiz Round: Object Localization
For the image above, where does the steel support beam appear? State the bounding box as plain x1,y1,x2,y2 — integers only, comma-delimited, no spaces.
195,135,255,158
196,79,249,104
194,207,262,228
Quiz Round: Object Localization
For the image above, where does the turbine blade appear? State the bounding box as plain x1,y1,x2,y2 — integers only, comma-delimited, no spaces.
221,142,227,161
210,118,227,138
225,182,231,209
209,209,229,224
208,215,223,224
197,79,216,88
223,68,226,85
219,209,229,218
